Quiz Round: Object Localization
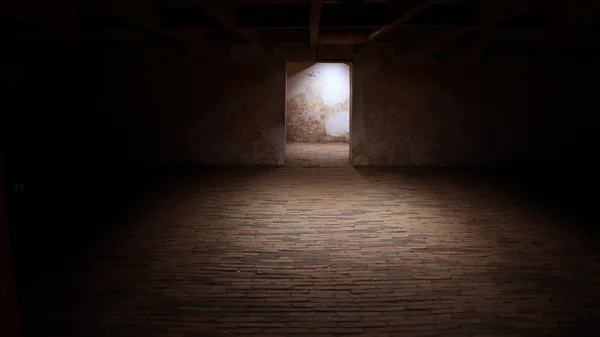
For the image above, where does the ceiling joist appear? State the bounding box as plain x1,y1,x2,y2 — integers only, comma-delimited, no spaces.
196,0,273,52
1,0,599,51
509,4,600,50
79,1,198,45
369,0,464,42
471,1,600,53
310,0,324,44
395,0,551,54
318,33,367,45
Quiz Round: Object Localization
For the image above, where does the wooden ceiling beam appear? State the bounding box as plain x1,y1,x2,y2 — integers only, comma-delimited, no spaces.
310,0,324,44
196,0,273,52
317,33,368,44
236,0,389,4
1,0,79,41
369,0,434,41
395,0,549,54
443,0,549,40
80,1,199,45
494,4,600,50
368,0,465,42
473,0,599,52
174,25,544,33
238,0,308,4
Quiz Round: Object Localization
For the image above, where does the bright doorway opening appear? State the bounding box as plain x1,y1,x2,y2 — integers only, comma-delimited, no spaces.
284,62,351,167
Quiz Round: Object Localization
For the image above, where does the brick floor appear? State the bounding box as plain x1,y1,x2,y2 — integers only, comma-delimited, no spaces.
285,142,349,167
14,167,600,337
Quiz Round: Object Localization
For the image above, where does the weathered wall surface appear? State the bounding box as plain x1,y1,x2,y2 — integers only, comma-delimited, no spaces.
2,43,598,169
352,45,487,166
286,62,350,143
0,46,286,167
351,43,600,167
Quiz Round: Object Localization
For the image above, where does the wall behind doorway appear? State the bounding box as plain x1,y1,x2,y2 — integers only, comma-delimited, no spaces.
286,62,350,143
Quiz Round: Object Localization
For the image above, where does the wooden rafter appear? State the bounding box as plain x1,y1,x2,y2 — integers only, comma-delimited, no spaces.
368,0,465,42
310,0,324,44
80,1,199,45
446,3,548,42
1,0,79,42
196,0,273,51
3,0,599,50
314,0,465,45
485,1,600,51
318,33,368,45
369,0,434,41
395,0,550,54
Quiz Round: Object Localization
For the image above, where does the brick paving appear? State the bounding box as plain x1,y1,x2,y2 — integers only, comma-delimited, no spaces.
285,142,350,167
14,167,600,337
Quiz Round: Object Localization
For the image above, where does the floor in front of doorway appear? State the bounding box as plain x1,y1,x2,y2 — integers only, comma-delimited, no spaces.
12,167,600,337
285,142,349,167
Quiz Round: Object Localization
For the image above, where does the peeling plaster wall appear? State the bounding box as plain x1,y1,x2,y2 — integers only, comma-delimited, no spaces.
351,44,600,167
0,46,286,167
286,62,350,143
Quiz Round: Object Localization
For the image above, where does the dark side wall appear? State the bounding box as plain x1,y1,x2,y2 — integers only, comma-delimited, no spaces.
1,45,288,246
1,45,288,278
351,43,600,167
0,45,286,170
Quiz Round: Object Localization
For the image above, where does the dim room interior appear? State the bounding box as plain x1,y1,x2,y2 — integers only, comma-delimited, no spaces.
1,1,600,336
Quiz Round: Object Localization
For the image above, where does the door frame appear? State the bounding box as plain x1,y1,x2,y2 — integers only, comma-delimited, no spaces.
284,60,354,164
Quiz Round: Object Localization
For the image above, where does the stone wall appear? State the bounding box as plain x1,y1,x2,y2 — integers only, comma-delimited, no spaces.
286,62,350,143
351,44,487,166
350,44,600,167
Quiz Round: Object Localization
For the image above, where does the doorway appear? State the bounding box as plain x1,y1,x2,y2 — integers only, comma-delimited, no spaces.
285,62,351,167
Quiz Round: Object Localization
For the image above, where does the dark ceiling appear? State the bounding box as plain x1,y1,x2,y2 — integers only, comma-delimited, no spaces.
1,0,599,53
